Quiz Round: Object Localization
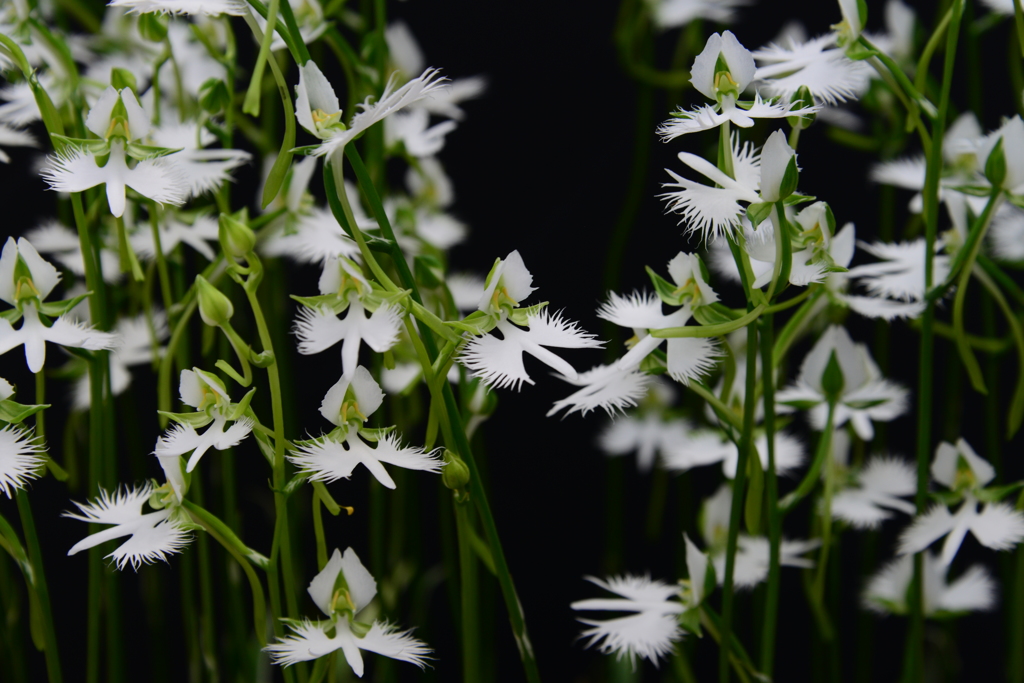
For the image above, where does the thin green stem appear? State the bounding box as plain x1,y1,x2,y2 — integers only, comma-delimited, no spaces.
780,404,835,512
453,498,481,683
758,317,781,676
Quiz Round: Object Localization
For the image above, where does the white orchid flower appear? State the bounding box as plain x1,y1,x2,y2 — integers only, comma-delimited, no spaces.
149,119,251,199
65,483,191,570
831,431,916,528
0,420,46,498
648,0,751,30
106,0,246,15
776,325,908,440
863,552,996,616
658,31,818,138
266,547,432,674
753,33,872,105
73,311,168,411
899,439,1024,566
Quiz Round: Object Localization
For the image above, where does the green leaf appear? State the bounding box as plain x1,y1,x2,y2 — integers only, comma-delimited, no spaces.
38,292,92,318
646,265,683,306
0,400,49,424
783,193,817,206
680,608,703,636
198,78,230,115
746,202,773,228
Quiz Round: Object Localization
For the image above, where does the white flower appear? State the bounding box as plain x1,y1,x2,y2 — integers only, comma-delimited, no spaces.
0,302,118,373
661,427,805,479
289,367,442,489
65,484,191,570
106,0,246,15
835,0,866,46
660,134,762,240
385,108,456,157
863,553,996,616
899,439,1024,566
989,204,1024,262
846,238,950,305
776,325,908,440
266,547,431,674
294,296,403,380
460,310,601,390
477,250,536,314
648,0,751,30
831,454,916,529
24,220,122,284
571,575,685,667
0,423,46,497
131,215,221,262
753,33,872,105
297,63,449,159
154,369,254,472
659,32,818,139
42,138,186,218
981,0,1024,16
0,121,36,163
548,363,654,418
598,414,688,473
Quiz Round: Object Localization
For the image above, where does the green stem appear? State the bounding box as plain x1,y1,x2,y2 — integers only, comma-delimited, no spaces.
973,267,1024,437
780,404,835,512
719,323,757,683
453,498,481,683
758,317,782,676
650,304,765,338
15,490,62,683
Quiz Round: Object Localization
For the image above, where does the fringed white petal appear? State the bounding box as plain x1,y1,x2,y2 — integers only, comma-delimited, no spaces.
0,424,45,497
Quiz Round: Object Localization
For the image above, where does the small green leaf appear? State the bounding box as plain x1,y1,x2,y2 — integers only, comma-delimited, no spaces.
746,202,773,228
0,400,49,424
138,12,169,42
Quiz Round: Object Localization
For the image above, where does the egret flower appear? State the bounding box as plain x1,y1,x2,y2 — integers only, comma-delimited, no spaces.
753,33,871,105
658,31,818,139
647,0,751,30
288,367,442,489
65,483,191,570
0,380,46,497
106,0,247,15
266,547,431,674
899,439,1024,566
863,553,996,616
831,438,916,529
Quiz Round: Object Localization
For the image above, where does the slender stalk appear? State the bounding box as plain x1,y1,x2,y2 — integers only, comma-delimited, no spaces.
453,498,481,683
758,317,781,675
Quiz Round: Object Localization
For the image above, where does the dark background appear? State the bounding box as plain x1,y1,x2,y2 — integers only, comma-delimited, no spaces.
3,0,1024,681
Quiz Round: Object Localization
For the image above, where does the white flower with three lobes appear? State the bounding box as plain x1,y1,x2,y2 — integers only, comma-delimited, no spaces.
0,378,46,497
148,118,252,200
154,369,254,473
658,31,819,139
65,482,192,570
266,547,432,674
295,60,449,159
776,325,908,441
844,238,950,316
288,366,442,489
597,379,686,473
293,256,404,380
459,251,602,390
702,484,820,588
549,252,720,417
660,130,796,241
130,213,221,262
0,237,118,373
863,552,996,617
41,86,187,218
899,439,1024,567
752,31,872,106
828,429,916,528
660,426,805,479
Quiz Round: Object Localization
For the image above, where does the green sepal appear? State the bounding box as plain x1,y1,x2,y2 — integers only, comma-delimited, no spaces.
508,301,549,326
0,309,20,322
290,293,349,313
1007,193,1024,210
985,138,1007,189
0,400,49,424
784,193,817,206
50,134,109,155
679,608,703,636
778,399,820,411
126,143,182,161
845,44,876,61
364,235,396,254
253,430,275,465
356,426,397,443
692,303,739,326
38,291,92,318
110,67,138,94
639,351,666,374
646,266,684,306
447,310,496,336
290,144,323,156
976,481,1024,503
778,157,800,200
845,398,889,410
928,490,963,506
821,353,845,401
746,202,773,228
157,410,215,429
282,471,309,497
946,184,998,198
198,78,231,115
228,388,257,421
414,254,444,289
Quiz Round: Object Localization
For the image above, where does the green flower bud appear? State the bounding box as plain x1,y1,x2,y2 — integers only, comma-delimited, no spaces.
441,450,471,492
821,351,845,403
985,137,1007,190
219,212,257,259
195,275,234,327
110,68,137,96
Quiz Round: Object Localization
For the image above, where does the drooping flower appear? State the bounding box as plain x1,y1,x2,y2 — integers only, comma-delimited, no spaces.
65,483,191,570
266,547,431,674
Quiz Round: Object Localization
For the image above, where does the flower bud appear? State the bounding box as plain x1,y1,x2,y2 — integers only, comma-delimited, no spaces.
195,275,234,328
759,130,798,203
441,450,471,492
219,212,257,259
